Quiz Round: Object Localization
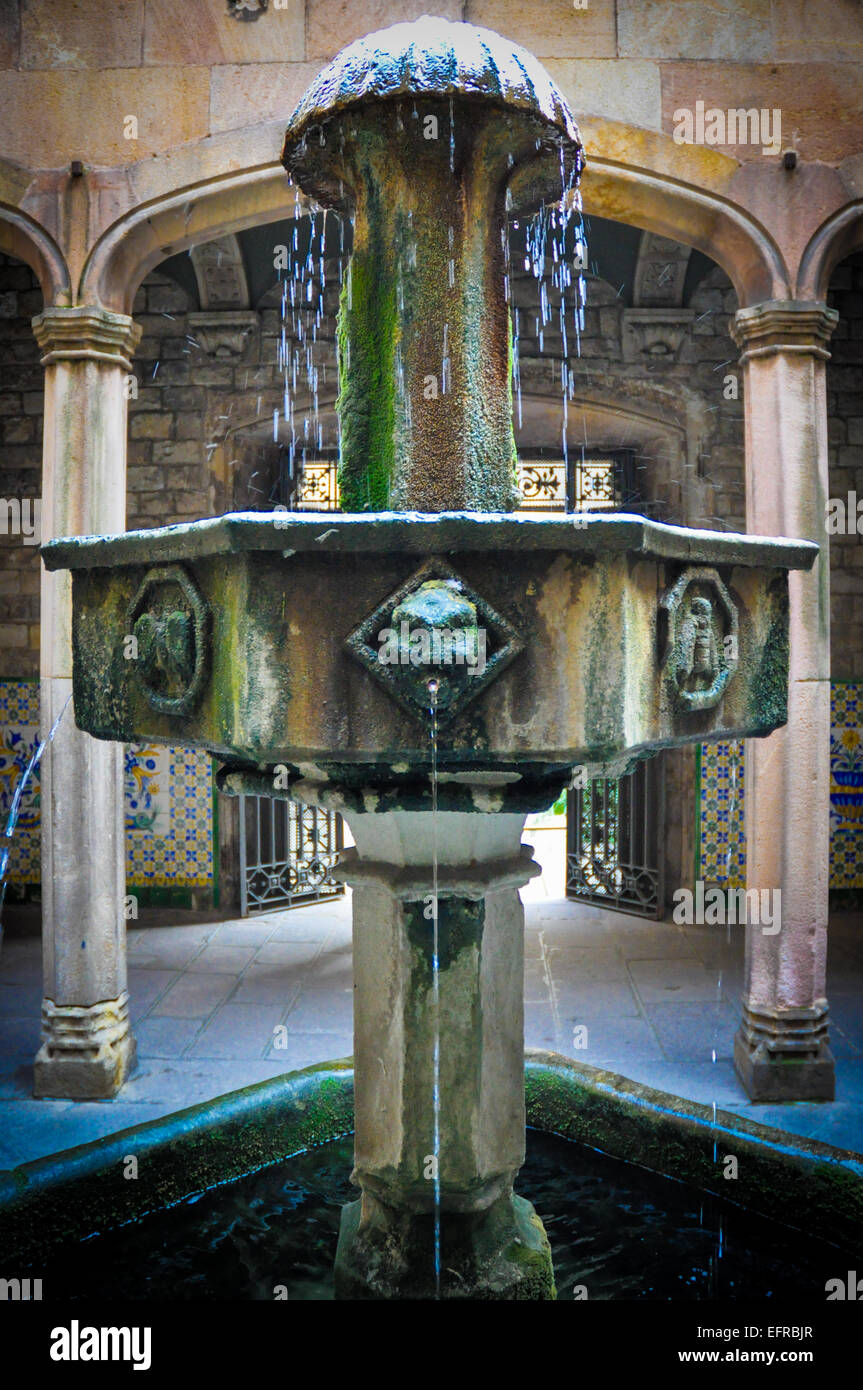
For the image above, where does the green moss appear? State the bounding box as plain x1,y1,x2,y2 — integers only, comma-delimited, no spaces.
0,1063,354,1267
405,897,485,982
748,575,789,730
336,248,398,512
524,1059,863,1256
5,1057,863,1285
334,145,421,513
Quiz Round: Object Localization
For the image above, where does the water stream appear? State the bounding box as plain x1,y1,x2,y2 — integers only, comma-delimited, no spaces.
427,677,442,1298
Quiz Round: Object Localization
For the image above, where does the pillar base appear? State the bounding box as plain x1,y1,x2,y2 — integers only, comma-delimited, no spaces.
734,1000,835,1101
334,1190,555,1300
34,993,137,1100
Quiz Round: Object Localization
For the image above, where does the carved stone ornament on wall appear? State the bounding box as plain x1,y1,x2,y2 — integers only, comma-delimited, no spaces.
188,311,259,358
621,308,695,364
660,566,738,712
127,565,211,716
228,0,267,19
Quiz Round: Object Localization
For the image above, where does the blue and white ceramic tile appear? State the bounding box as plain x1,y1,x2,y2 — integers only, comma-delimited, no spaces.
0,680,214,889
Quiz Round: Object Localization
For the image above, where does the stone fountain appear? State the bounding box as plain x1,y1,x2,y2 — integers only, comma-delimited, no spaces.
44,17,816,1300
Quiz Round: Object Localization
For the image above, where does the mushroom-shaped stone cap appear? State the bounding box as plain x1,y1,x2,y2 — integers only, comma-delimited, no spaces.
282,14,582,196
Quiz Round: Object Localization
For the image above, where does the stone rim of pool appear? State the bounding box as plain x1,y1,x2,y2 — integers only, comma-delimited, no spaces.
1,1052,860,1280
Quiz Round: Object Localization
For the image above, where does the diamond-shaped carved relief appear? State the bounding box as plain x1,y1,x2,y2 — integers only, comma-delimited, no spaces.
661,566,738,712
345,559,523,725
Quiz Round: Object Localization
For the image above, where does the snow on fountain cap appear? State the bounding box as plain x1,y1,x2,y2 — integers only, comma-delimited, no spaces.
282,13,582,171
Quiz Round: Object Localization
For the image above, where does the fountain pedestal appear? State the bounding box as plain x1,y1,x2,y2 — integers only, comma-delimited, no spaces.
333,808,554,1299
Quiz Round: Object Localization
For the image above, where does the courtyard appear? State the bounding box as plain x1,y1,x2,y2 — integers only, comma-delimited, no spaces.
1,0,863,1320
4,883,863,1169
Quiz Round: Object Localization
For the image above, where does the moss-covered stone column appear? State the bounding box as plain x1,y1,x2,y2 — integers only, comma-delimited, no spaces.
285,93,578,514
731,301,838,1101
332,809,554,1299
31,306,141,1099
333,104,528,512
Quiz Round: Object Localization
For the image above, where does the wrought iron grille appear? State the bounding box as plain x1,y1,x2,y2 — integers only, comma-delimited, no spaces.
238,795,344,914
516,450,636,512
516,459,567,511
566,755,665,918
573,456,620,510
295,457,340,510
284,452,634,514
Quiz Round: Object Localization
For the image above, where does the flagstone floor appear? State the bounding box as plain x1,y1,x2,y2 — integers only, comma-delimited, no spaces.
1,831,862,1168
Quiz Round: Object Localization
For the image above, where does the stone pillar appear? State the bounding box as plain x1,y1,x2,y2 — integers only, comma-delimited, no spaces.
332,808,555,1300
731,301,838,1101
31,306,141,1099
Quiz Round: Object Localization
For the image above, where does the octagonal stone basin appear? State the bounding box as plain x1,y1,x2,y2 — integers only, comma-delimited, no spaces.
43,510,816,808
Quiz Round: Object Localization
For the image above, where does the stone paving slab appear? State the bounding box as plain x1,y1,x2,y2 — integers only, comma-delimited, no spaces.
133,1016,206,1060
642,1000,740,1063
183,943,258,974
554,980,646,1019
150,971,235,1020
127,968,178,1020
628,957,729,1005
188,1000,290,1060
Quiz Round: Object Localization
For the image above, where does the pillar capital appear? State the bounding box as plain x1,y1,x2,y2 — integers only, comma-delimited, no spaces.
334,843,540,898
32,304,141,371
731,299,839,363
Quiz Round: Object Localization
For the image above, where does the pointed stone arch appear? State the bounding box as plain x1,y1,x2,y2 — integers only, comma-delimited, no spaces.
0,201,71,307
77,121,789,317
797,200,863,301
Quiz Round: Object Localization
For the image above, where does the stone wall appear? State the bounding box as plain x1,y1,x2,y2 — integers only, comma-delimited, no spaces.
127,266,340,528
127,271,215,532
512,261,745,532
1,2,861,170
828,251,863,681
0,254,43,678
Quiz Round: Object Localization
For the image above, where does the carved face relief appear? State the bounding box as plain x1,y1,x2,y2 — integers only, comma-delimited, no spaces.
345,559,523,725
127,566,210,716
660,567,738,712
